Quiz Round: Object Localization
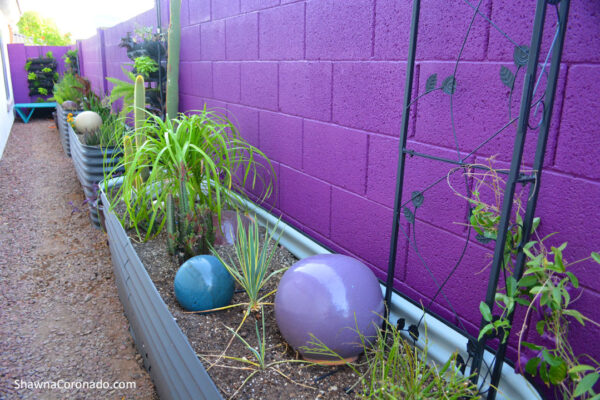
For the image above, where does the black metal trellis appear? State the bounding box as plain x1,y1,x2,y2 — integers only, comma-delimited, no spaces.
384,0,570,398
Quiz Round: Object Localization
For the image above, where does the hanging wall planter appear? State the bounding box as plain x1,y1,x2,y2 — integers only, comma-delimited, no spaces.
70,125,123,229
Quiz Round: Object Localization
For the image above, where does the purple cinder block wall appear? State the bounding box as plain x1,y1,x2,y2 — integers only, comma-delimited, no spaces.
79,0,600,375
7,44,73,103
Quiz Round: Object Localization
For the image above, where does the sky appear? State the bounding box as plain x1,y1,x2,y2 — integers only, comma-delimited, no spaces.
18,0,155,40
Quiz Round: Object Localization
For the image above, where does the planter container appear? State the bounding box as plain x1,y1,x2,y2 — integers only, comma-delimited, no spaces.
101,191,223,400
56,103,80,157
70,125,123,229
100,188,539,400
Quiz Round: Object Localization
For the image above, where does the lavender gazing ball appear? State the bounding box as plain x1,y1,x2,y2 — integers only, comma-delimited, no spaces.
274,254,384,364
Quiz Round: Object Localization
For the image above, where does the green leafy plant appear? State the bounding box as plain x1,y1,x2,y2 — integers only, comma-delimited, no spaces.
63,49,79,74
83,93,112,122
25,61,31,71
52,73,84,105
106,67,136,116
133,56,158,77
116,27,167,117
27,72,36,81
450,160,600,399
45,51,53,59
105,107,275,243
42,67,52,73
303,318,480,399
37,87,48,95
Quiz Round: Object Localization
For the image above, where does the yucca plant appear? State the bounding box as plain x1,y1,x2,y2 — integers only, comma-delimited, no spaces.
211,213,285,314
105,106,275,244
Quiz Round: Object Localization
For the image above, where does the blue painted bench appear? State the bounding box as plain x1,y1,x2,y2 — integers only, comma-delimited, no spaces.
14,102,57,123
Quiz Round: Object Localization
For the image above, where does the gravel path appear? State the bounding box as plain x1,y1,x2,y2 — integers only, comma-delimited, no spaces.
0,119,156,399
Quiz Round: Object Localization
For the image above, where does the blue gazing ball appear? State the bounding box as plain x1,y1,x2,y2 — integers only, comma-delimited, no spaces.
174,255,234,312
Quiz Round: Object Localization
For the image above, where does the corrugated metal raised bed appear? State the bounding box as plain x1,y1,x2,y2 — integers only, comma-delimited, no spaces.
69,125,123,229
100,191,223,400
56,103,72,157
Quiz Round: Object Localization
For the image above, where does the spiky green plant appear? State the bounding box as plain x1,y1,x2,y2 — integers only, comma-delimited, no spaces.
105,107,275,243
166,0,181,120
211,213,285,314
303,319,480,399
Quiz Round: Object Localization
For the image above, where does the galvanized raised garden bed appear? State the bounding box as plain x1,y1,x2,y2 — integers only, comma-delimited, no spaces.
100,191,223,400
56,103,72,157
69,125,123,229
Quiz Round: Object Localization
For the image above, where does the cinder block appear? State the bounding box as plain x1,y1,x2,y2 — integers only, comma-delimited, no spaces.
404,222,489,327
331,188,393,268
241,62,278,110
213,62,241,102
179,62,193,95
212,0,240,20
366,134,398,207
190,62,213,98
180,25,201,61
259,2,304,60
241,0,279,12
201,20,226,60
280,166,331,236
306,0,372,60
259,111,302,169
226,13,259,60
414,62,565,166
488,0,600,63
188,0,211,24
554,65,600,180
180,94,204,112
227,104,259,147
203,98,228,114
536,171,600,283
333,62,405,136
303,120,367,194
243,155,279,207
375,0,490,61
279,61,331,120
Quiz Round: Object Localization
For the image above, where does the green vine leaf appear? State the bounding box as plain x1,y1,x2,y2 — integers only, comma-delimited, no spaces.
525,357,541,376
480,302,492,322
500,66,515,88
403,206,415,224
425,74,437,92
513,45,529,67
549,362,567,385
411,191,424,208
574,373,599,397
442,76,456,95
592,252,600,264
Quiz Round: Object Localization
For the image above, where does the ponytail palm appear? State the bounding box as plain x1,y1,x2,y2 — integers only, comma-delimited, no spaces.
107,107,274,242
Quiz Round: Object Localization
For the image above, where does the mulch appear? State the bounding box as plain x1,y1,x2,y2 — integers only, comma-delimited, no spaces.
0,118,156,399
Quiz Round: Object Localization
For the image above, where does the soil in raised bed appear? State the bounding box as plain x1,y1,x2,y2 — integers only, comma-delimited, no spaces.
130,224,367,400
